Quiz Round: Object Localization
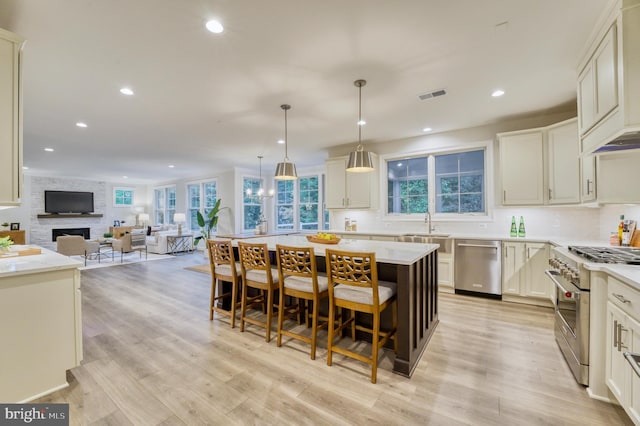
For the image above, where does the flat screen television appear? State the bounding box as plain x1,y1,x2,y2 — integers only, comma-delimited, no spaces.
44,190,94,214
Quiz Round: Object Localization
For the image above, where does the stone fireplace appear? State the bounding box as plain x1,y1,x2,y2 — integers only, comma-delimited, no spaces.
52,227,91,241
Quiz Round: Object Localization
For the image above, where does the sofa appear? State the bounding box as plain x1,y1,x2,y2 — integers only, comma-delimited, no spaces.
146,230,194,254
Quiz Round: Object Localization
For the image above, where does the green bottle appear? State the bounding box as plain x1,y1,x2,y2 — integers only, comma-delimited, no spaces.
510,216,517,237
518,216,526,238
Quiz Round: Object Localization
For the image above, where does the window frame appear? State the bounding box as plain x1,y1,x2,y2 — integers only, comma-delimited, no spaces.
186,179,218,232
153,185,177,225
242,175,265,233
382,141,492,222
113,187,135,207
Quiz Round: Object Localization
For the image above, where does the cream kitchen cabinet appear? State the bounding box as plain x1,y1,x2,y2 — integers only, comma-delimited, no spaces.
498,118,580,206
498,129,545,205
578,1,640,154
325,155,378,209
437,252,454,293
606,276,640,424
596,151,640,204
502,241,551,305
546,118,580,204
578,24,617,138
580,154,597,202
0,28,24,207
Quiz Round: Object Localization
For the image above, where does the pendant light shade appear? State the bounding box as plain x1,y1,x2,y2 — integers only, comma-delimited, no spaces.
346,79,374,173
274,104,298,180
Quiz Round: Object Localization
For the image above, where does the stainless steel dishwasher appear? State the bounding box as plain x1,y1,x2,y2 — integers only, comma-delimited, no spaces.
454,239,502,299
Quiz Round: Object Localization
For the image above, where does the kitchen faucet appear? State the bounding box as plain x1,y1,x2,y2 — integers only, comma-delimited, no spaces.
425,211,435,234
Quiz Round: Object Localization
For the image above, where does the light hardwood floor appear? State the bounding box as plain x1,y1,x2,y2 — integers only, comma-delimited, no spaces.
36,254,631,425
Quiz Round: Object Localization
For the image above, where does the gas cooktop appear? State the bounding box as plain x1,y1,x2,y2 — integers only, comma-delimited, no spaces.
568,246,640,265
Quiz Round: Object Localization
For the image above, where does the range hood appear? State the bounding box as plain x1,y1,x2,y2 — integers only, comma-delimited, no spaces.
593,131,640,153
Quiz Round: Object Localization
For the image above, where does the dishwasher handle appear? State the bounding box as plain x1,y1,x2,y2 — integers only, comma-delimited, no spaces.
457,243,499,249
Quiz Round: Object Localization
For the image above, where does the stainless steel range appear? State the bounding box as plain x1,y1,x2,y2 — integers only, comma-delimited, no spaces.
547,245,640,386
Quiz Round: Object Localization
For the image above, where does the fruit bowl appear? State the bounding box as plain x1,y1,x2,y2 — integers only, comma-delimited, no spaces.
306,235,341,245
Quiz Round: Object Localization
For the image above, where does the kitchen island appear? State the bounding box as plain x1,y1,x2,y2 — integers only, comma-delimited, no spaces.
0,246,83,402
232,235,439,377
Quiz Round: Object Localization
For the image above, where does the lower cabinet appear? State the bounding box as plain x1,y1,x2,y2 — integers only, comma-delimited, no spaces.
502,242,551,305
438,252,454,293
606,277,640,424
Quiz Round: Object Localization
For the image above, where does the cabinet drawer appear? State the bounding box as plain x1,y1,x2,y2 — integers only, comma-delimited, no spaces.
609,276,640,319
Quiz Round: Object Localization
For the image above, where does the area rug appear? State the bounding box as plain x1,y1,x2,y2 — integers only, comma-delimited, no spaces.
74,252,173,270
184,264,211,275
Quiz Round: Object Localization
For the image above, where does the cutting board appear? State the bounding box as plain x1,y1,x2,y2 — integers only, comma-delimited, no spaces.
631,230,640,248
0,247,42,258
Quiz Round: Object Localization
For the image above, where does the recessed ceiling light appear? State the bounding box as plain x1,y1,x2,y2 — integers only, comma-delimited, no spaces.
168,165,175,168
491,89,505,97
277,139,285,144
206,19,224,33
122,176,128,179
120,87,134,96
76,122,87,128
44,148,54,152
22,166,29,170
422,127,432,132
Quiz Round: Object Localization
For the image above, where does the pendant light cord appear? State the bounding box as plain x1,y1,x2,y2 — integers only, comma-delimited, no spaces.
284,107,289,160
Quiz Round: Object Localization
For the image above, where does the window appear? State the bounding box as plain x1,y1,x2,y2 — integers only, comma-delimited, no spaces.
386,148,486,216
299,176,320,230
153,186,176,225
187,181,217,232
435,150,485,213
113,187,134,207
242,177,262,232
276,180,295,230
387,157,428,214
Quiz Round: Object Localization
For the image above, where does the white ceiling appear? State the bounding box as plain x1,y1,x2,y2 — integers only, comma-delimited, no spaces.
0,0,607,184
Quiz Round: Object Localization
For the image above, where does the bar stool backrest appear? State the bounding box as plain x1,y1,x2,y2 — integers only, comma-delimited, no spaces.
207,239,237,277
326,249,379,306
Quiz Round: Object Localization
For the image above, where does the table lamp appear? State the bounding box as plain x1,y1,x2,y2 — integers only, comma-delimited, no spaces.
173,213,186,235
138,213,150,228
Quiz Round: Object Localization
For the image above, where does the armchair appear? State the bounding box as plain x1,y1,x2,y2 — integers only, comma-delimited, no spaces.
112,231,147,262
56,235,100,266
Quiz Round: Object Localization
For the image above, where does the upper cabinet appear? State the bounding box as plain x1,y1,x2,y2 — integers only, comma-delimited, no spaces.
0,28,24,206
325,155,379,209
578,0,640,154
547,119,581,204
498,118,580,206
596,151,640,204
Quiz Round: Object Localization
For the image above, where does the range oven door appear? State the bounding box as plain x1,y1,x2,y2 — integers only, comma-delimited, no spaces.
545,269,590,385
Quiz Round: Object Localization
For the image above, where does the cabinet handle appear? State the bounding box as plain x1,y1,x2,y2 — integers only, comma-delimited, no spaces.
618,324,628,352
614,320,619,348
342,198,345,206
548,188,552,200
346,198,349,206
503,190,506,202
613,293,631,304
586,179,592,195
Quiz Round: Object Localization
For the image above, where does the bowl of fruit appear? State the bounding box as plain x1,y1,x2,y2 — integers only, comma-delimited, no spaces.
306,232,341,244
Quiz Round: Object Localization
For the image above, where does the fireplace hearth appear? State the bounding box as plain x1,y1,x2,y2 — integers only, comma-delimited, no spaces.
52,227,90,241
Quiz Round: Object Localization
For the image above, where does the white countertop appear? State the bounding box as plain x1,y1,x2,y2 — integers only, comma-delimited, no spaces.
233,235,438,265
0,245,82,278
585,262,640,290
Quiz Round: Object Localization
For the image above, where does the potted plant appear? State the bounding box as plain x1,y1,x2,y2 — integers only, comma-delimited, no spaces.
0,235,13,252
193,199,225,248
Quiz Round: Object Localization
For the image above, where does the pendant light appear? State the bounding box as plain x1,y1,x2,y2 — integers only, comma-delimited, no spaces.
346,79,374,173
245,155,274,200
274,104,298,180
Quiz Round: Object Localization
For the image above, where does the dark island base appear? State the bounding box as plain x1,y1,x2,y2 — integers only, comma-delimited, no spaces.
219,248,439,377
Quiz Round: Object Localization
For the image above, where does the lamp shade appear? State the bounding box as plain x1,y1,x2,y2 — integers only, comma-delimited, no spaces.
274,160,297,180
138,213,150,222
173,213,186,223
346,150,374,172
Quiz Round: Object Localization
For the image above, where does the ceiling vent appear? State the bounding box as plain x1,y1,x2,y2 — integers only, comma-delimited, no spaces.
418,89,447,101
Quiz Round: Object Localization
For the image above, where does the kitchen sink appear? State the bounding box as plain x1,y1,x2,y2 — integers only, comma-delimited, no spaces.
395,234,452,253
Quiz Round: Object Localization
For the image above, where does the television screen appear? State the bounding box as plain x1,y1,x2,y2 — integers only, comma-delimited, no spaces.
44,191,94,214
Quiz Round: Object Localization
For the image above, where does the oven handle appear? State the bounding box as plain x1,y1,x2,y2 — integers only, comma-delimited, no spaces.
545,269,572,295
625,352,640,378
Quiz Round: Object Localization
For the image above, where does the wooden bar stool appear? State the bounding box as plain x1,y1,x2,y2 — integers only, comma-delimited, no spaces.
238,241,279,342
275,244,329,360
206,239,242,328
325,248,398,383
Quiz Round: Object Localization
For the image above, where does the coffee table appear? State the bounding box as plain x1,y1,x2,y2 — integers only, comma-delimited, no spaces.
166,234,193,255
